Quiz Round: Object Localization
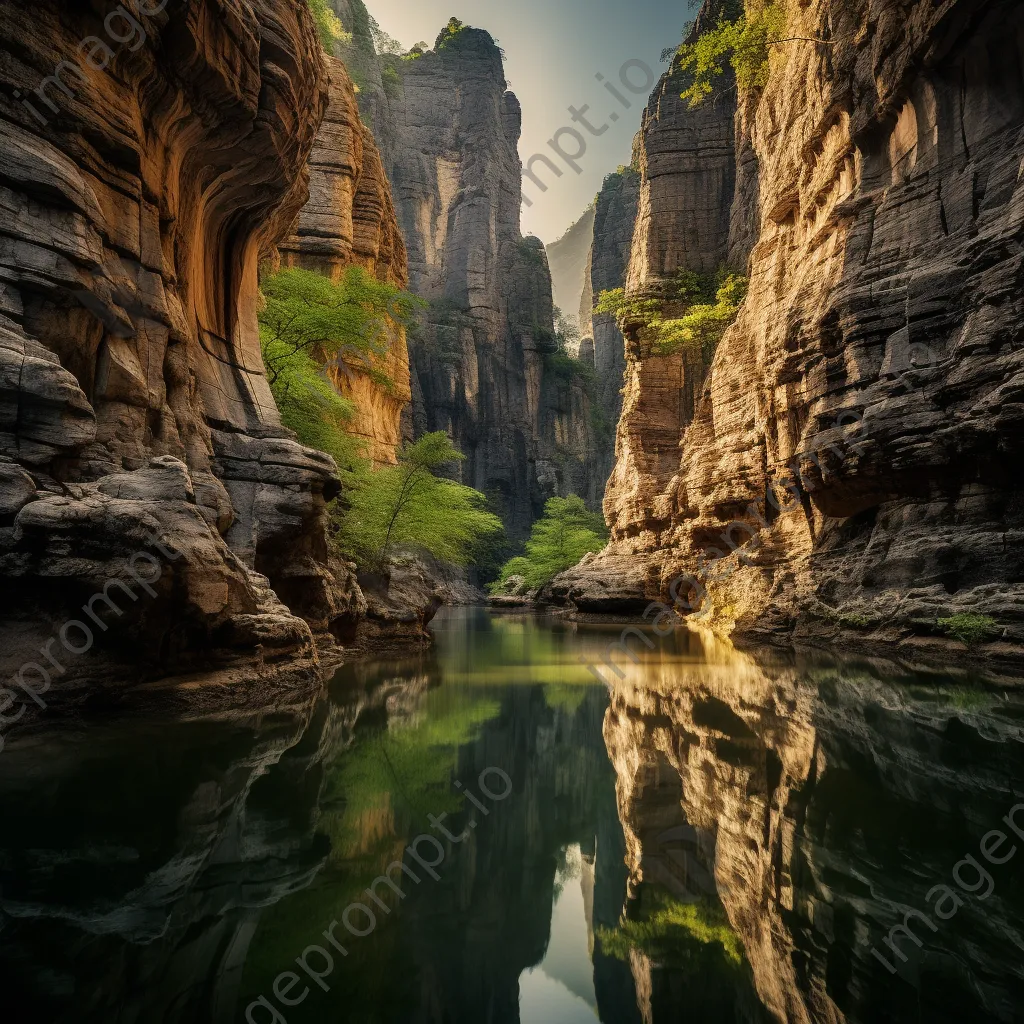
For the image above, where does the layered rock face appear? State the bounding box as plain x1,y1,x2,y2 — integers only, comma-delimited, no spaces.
277,54,412,467
557,0,1024,662
369,24,600,535
604,634,1024,1023
0,0,360,693
580,167,641,500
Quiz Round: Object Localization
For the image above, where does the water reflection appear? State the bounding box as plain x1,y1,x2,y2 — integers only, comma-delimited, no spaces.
0,608,1022,1023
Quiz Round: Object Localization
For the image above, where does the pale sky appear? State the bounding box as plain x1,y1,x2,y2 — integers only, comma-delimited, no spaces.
364,0,687,243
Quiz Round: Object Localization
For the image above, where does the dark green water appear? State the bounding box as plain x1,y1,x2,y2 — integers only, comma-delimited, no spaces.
1,607,1024,1023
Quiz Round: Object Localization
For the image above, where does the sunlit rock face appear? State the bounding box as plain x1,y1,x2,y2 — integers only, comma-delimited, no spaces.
0,0,364,681
277,55,413,468
604,632,1024,1023
555,0,1024,662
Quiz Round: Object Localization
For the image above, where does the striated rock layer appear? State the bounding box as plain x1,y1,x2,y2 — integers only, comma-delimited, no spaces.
0,0,359,699
368,22,600,535
580,166,642,502
556,0,1024,664
277,54,412,467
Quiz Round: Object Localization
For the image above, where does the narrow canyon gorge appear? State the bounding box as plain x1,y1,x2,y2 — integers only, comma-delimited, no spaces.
0,2,1023,1022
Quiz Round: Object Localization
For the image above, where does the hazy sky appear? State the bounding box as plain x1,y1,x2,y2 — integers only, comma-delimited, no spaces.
365,0,688,243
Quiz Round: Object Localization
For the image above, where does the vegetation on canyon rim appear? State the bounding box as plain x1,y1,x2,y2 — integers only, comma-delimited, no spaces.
259,270,503,575
673,0,786,107
597,269,748,362
307,0,348,50
491,496,608,594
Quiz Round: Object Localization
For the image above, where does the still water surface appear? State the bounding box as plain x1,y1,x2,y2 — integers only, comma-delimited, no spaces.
1,607,1024,1023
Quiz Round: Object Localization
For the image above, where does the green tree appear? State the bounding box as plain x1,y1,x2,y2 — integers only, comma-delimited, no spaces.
596,270,747,363
306,0,348,51
675,1,788,107
259,266,418,391
335,432,504,572
491,496,608,593
258,267,419,474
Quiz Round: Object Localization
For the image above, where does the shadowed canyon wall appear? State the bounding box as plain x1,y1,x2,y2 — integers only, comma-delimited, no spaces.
556,0,1024,663
579,167,642,505
0,0,364,694
328,8,603,532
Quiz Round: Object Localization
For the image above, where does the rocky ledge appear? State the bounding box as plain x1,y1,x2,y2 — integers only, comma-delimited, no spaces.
0,0,353,710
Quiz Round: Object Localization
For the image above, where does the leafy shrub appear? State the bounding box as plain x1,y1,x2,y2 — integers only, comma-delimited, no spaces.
490,496,607,593
597,889,743,972
259,267,418,473
938,614,1002,648
596,269,747,362
260,267,419,394
675,1,787,107
335,432,504,572
306,0,347,51
436,17,468,49
381,63,401,95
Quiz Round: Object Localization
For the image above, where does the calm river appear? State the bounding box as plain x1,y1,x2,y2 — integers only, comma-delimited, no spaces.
1,607,1023,1023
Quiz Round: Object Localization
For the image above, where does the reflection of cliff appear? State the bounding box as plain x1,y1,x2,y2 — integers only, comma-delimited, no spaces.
604,633,1024,1023
0,708,329,1023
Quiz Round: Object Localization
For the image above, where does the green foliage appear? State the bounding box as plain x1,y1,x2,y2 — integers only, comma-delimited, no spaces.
938,614,1002,648
259,266,418,475
259,267,419,393
263,336,364,472
335,432,504,572
676,1,787,107
651,273,748,360
596,269,747,362
490,496,607,593
306,0,347,51
597,889,744,973
436,16,468,49
381,62,401,94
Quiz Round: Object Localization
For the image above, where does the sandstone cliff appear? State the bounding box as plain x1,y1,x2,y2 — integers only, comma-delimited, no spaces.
277,54,412,467
341,19,602,535
0,0,360,700
556,0,1024,665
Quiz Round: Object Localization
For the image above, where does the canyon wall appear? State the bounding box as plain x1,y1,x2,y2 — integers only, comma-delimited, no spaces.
557,0,1024,663
580,167,642,504
0,0,361,696
331,13,602,533
382,23,594,536
547,203,597,339
277,54,412,466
